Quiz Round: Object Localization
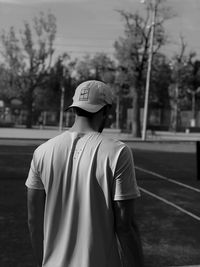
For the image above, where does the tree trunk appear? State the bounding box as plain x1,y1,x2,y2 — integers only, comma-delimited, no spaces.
170,103,177,131
169,84,181,131
26,88,34,129
131,87,141,137
26,106,33,129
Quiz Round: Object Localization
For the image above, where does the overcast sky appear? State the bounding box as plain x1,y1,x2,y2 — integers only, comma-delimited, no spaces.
0,0,200,60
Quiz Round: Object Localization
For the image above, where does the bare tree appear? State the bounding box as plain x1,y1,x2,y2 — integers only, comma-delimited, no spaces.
0,12,56,128
114,0,173,137
186,57,200,126
169,35,189,131
75,53,115,84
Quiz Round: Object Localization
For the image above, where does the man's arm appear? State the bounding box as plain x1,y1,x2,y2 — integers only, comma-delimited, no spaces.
114,199,144,267
27,188,46,267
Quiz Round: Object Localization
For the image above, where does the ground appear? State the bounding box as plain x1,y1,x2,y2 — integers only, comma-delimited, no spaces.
0,141,200,267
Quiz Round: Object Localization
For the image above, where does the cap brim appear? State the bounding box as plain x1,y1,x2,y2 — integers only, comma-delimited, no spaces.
65,103,104,113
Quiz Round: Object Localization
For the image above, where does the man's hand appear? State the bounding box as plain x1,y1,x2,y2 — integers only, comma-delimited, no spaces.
114,199,144,267
27,188,46,267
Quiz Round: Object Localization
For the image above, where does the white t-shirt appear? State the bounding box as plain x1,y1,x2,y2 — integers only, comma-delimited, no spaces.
26,131,140,267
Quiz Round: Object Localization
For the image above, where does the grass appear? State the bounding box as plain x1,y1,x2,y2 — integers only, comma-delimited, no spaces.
136,192,200,266
0,143,200,267
0,145,36,267
134,149,200,267
0,180,35,267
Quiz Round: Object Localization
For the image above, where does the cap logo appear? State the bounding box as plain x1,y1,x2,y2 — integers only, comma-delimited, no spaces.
79,87,90,101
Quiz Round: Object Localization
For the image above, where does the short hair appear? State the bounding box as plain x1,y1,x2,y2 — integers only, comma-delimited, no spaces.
73,105,110,118
73,107,93,118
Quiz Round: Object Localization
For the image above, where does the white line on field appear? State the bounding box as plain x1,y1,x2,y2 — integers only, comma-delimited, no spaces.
139,187,200,221
136,166,200,193
176,266,200,267
0,152,32,155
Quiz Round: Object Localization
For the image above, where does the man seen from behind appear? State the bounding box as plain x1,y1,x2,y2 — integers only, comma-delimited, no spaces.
26,80,144,267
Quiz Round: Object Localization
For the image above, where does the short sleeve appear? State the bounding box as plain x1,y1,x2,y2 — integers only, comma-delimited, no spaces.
112,146,140,201
25,152,44,190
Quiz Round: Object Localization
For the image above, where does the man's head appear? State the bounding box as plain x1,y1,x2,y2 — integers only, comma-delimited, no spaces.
67,80,113,132
68,80,113,113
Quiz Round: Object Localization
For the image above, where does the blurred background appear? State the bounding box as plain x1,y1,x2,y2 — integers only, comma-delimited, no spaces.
0,0,200,139
1,2,200,266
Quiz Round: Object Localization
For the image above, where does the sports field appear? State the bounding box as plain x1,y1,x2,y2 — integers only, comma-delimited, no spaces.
0,139,200,267
133,147,200,267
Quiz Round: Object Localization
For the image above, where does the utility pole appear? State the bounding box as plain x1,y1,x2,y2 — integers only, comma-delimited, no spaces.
57,55,66,132
187,87,200,127
142,0,157,140
59,84,65,132
116,94,120,129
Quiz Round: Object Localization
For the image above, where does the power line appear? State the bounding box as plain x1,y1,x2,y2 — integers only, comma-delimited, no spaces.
54,43,114,49
67,50,114,55
55,35,118,42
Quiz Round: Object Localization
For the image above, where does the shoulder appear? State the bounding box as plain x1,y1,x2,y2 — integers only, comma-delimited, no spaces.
100,134,128,149
97,134,131,159
34,131,71,157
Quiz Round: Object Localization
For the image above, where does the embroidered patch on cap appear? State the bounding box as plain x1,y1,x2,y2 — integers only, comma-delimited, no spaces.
79,87,90,101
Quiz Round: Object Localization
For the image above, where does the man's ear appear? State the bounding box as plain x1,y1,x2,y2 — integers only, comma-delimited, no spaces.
103,105,111,117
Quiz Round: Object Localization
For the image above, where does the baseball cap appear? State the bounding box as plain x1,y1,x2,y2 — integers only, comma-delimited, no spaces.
66,80,113,113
